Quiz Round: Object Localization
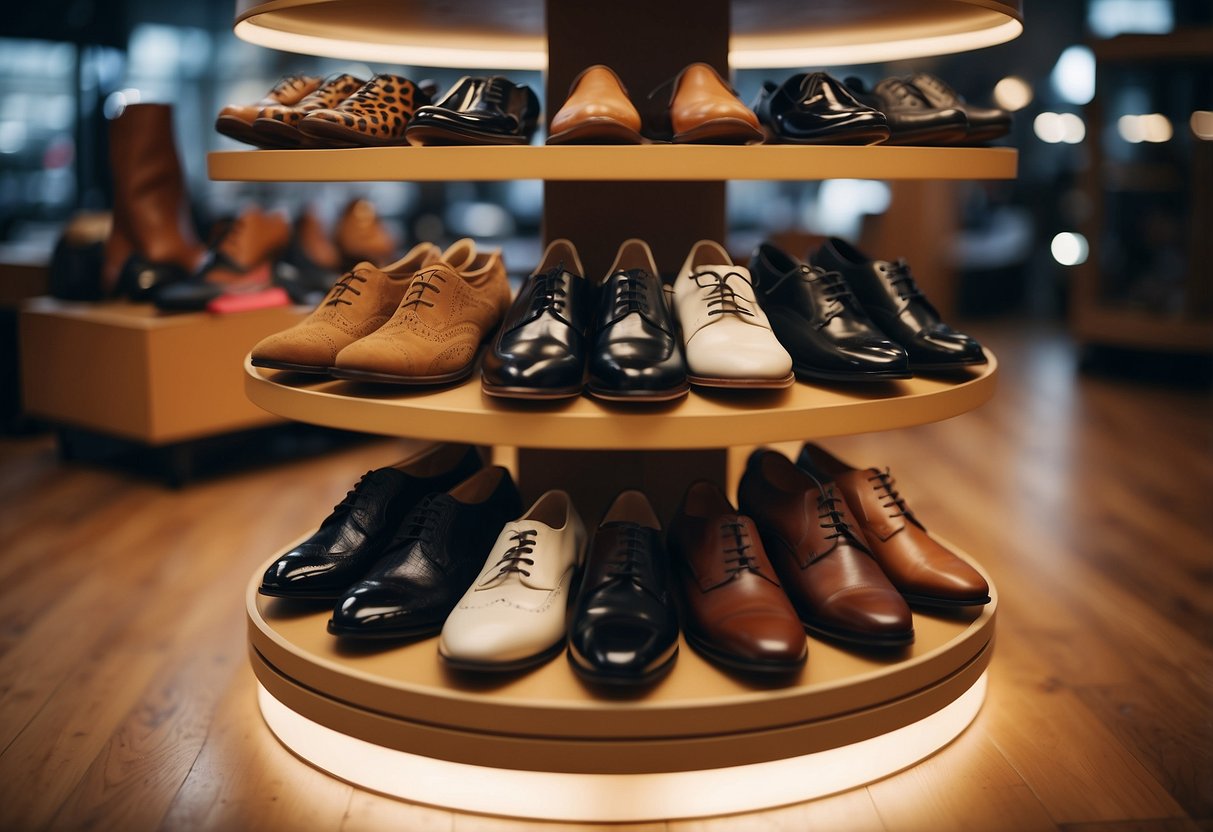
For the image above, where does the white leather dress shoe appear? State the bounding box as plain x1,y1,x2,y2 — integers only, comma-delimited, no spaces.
439,490,586,671
675,240,794,388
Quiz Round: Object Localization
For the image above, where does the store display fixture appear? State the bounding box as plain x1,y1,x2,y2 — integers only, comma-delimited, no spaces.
216,0,1019,820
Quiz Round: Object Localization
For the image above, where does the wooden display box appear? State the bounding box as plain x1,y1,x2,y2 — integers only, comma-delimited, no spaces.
19,298,306,445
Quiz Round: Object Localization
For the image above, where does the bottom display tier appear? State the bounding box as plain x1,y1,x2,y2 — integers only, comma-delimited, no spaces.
246,540,997,822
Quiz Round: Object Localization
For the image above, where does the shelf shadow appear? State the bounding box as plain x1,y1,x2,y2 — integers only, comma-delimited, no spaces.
261,596,335,621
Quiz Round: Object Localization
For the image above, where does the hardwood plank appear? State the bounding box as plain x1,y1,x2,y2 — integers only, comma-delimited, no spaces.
670,788,886,832
340,790,454,832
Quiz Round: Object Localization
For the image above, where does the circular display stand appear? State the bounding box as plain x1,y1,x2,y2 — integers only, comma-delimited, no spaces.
248,547,996,821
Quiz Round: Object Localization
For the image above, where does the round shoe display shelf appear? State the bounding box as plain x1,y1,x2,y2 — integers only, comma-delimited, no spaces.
248,546,997,821
242,352,997,448
232,0,1022,69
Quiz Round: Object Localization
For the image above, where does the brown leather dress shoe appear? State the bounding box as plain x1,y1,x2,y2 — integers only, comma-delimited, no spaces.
331,247,511,385
250,240,453,374
667,63,764,145
215,75,321,146
798,443,991,607
547,65,648,145
668,481,807,674
738,450,914,649
252,74,366,148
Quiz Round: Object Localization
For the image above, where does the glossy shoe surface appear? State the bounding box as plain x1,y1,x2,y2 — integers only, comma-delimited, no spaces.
405,76,540,146
329,466,523,638
845,77,968,146
667,63,764,145
749,242,909,381
753,72,889,145
548,65,647,145
906,72,1011,144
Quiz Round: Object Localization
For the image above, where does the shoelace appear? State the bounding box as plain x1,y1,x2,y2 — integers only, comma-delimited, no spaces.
488,529,538,579
325,270,368,306
868,468,912,520
482,77,506,107
319,470,377,533
529,265,569,316
395,497,444,548
816,487,870,557
721,520,756,577
690,269,756,319
610,269,652,317
886,80,924,108
399,268,448,312
910,74,957,103
881,258,927,301
799,265,854,324
270,75,306,97
605,526,649,582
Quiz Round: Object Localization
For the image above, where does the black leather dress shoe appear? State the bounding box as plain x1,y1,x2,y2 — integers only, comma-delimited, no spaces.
586,239,689,402
405,76,539,146
260,444,483,600
844,77,968,146
749,242,909,381
753,72,890,145
813,238,987,370
328,466,523,638
567,490,679,685
481,239,594,400
906,73,1012,144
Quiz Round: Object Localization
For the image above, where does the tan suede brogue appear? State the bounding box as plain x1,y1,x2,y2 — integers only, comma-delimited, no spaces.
668,63,763,144
215,75,321,146
331,249,511,385
249,240,461,374
547,65,647,144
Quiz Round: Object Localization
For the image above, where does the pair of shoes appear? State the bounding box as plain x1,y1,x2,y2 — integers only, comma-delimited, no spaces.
480,238,688,402
439,490,587,671
260,444,485,599
406,76,540,146
328,466,524,639
214,74,322,146
250,238,511,385
668,481,807,674
750,238,986,376
844,74,1010,146
753,72,890,145
217,73,432,148
547,63,763,145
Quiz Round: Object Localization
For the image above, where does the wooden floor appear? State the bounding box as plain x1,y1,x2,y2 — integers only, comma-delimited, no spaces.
0,321,1210,831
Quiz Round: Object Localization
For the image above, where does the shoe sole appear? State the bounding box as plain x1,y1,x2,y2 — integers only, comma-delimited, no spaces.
673,118,765,145
762,125,891,146
215,116,276,148
584,383,690,403
901,592,992,609
405,122,531,147
296,118,407,147
687,372,796,390
439,638,567,673
566,643,679,686
683,628,806,675
792,364,913,382
547,118,650,145
802,619,915,650
258,585,344,601
249,117,313,148
480,380,585,400
330,362,478,387
250,357,334,375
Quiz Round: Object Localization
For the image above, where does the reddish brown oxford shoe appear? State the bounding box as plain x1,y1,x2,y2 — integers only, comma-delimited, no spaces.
738,449,914,649
668,481,807,674
797,443,991,608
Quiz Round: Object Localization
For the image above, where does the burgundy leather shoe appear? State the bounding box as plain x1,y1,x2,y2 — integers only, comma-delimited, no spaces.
668,480,807,674
797,443,991,608
738,449,913,649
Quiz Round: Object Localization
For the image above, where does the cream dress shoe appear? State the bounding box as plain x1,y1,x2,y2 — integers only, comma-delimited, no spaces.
439,490,586,671
675,240,794,388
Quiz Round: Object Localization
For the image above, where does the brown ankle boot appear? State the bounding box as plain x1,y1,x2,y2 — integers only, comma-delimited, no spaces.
102,103,206,298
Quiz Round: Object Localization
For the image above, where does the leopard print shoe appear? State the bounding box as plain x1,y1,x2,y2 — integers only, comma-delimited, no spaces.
252,74,366,148
298,74,430,147
215,74,321,147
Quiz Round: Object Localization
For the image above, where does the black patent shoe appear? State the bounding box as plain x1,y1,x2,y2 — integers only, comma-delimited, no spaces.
115,254,192,302
813,238,987,370
405,76,540,146
844,77,968,146
749,242,910,381
906,73,1011,144
260,444,483,600
328,466,523,639
567,491,680,685
753,72,890,145
586,239,689,402
481,239,594,400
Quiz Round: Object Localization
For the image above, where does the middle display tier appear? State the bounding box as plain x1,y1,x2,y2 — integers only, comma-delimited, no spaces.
244,351,996,448
208,145,1017,182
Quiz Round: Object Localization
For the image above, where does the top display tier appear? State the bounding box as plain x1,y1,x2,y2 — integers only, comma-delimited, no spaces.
234,0,1023,69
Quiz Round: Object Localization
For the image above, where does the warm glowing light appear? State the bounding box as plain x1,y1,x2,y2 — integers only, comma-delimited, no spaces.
255,672,988,822
993,76,1033,112
1119,113,1173,143
1035,112,1085,144
1192,111,1213,140
1051,232,1089,266
1051,45,1095,105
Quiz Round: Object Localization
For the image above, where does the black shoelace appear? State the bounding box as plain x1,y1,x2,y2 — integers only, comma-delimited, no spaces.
529,265,569,316
868,468,913,520
395,497,444,548
721,520,757,577
605,526,649,582
399,268,447,312
881,258,928,302
482,77,506,107
325,270,368,306
610,269,652,317
886,80,925,108
800,265,855,325
816,487,870,559
489,529,537,578
320,470,376,532
690,269,756,319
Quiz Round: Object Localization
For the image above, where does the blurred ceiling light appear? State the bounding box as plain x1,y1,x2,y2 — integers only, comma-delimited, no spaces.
1088,0,1174,37
1051,232,1089,266
1051,45,1095,105
993,76,1033,112
1119,113,1173,143
0,121,27,155
1192,111,1213,140
1034,112,1084,144
1058,113,1086,144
